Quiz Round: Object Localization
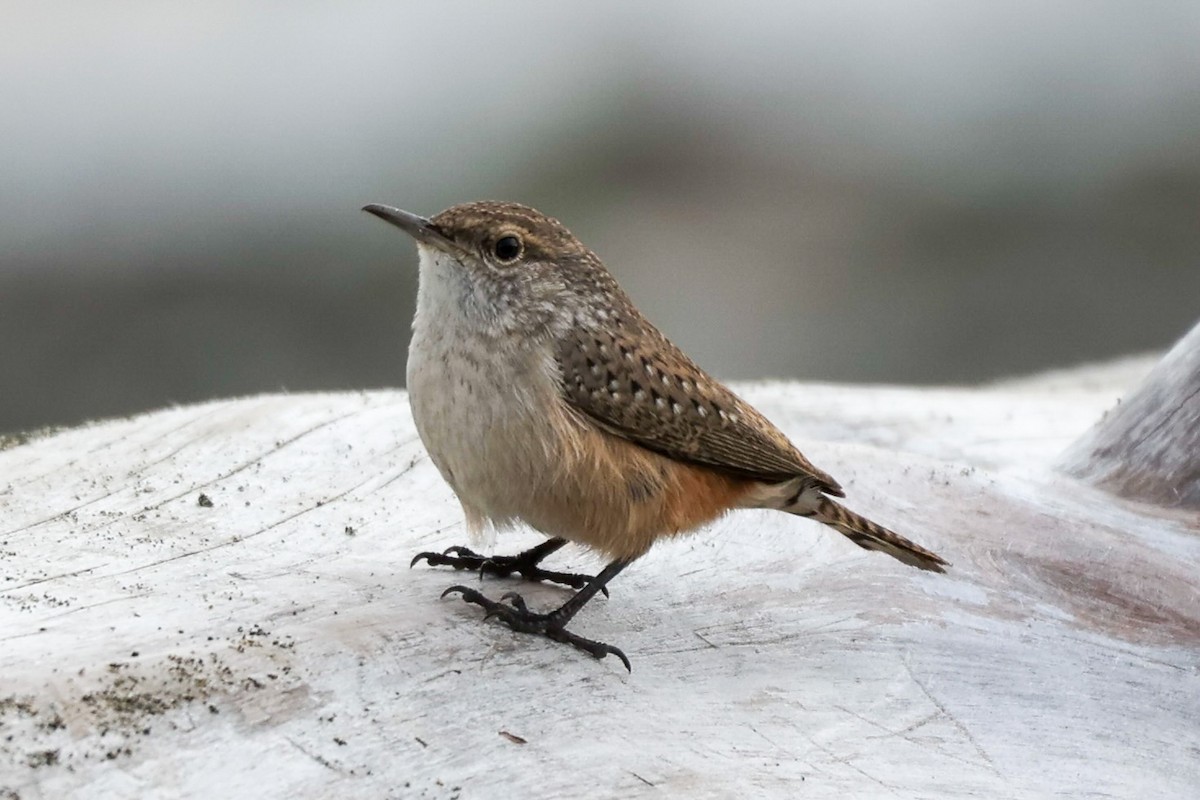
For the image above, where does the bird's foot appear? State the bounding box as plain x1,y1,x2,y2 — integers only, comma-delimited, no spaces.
411,545,607,595
441,585,630,672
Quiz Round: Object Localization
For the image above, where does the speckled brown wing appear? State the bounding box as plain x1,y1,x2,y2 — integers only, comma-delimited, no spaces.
556,318,844,496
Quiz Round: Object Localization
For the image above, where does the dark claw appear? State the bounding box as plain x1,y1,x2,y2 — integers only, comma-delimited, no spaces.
520,567,610,597
543,626,631,673
439,585,631,671
440,584,472,600
410,543,608,596
499,591,529,612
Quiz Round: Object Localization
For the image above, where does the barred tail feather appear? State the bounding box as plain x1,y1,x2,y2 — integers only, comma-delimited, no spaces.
812,497,948,573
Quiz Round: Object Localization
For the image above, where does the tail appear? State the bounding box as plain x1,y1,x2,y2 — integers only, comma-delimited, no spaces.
811,497,948,573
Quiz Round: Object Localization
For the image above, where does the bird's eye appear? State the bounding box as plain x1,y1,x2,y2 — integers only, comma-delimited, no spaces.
493,235,522,263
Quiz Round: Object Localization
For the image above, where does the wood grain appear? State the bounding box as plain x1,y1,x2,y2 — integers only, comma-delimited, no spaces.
1,342,1196,798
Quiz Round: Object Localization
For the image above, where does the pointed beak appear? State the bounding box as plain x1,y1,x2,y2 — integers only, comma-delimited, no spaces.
362,204,458,252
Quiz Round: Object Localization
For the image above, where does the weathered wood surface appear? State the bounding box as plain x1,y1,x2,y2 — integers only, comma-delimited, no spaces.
1062,321,1200,509
1,343,1197,799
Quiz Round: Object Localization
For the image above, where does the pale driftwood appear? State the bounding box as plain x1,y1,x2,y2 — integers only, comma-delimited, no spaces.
1061,321,1200,509
1,340,1197,799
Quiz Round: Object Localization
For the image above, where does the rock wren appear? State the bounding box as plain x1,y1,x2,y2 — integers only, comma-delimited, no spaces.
364,200,947,670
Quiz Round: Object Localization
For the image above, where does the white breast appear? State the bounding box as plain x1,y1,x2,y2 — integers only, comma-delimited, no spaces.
405,246,563,543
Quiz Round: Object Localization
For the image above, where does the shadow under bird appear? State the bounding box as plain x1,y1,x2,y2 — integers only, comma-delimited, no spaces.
363,200,947,670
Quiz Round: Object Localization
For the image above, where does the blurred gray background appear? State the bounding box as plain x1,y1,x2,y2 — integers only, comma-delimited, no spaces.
3,1,1199,435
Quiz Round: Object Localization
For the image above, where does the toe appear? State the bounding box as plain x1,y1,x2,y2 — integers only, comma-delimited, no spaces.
410,551,438,568
499,591,529,612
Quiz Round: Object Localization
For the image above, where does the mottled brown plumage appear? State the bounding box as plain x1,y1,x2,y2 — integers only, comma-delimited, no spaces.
364,199,947,669
557,313,844,493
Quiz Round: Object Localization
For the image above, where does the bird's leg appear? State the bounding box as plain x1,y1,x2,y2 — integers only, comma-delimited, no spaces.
442,559,633,671
411,537,607,594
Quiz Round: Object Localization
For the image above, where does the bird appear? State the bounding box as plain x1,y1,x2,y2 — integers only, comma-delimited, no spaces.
363,200,947,670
